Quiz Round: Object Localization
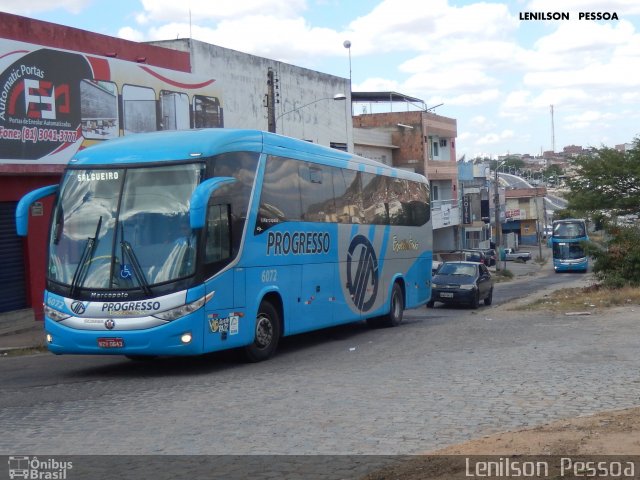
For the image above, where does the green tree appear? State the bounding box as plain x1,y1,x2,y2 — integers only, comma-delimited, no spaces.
566,140,640,215
565,139,640,287
489,157,524,172
544,164,564,177
543,164,564,184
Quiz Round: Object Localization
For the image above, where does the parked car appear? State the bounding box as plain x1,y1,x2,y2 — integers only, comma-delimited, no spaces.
484,248,497,266
427,261,494,309
503,248,532,263
444,249,487,265
468,248,496,266
431,260,442,276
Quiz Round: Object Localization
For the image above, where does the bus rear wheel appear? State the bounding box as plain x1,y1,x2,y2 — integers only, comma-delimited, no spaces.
243,300,281,362
381,282,404,327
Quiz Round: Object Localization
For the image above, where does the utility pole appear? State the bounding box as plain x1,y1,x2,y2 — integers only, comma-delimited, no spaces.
266,68,277,133
537,189,543,260
494,164,502,272
493,166,501,272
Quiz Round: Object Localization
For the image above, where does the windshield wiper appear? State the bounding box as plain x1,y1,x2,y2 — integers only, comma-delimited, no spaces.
70,216,102,297
120,224,152,296
52,205,64,245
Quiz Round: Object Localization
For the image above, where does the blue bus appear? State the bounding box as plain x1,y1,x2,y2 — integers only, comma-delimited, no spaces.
16,129,432,361
549,218,589,272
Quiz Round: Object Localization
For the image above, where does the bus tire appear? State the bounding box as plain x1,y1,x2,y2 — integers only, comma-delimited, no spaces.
484,287,493,306
470,290,480,309
243,300,281,362
381,282,404,327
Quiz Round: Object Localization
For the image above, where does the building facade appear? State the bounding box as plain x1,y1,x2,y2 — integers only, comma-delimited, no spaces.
353,109,460,252
502,187,547,245
458,162,492,249
0,12,349,318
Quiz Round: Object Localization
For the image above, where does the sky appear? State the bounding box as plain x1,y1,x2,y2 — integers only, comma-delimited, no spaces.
3,0,640,160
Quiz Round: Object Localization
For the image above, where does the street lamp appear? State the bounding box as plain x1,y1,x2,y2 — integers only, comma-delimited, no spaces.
275,94,346,124
343,40,352,93
343,40,352,151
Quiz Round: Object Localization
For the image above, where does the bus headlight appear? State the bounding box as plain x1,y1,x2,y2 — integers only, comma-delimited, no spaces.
153,292,214,322
44,305,71,322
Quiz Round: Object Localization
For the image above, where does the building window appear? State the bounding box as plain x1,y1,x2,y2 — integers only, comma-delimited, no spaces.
439,138,447,148
432,139,439,158
431,184,439,201
466,230,481,249
193,95,223,128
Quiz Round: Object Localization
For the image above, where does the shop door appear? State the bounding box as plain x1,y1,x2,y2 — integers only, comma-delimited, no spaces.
0,202,27,313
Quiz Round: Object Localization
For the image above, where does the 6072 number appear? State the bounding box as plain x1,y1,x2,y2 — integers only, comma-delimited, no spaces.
261,269,277,282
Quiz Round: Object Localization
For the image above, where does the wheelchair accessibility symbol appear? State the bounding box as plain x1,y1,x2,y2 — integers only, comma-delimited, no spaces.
120,264,132,279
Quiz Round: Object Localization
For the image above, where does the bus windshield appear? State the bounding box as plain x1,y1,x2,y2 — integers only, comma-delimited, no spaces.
552,242,586,260
48,163,205,292
553,220,586,239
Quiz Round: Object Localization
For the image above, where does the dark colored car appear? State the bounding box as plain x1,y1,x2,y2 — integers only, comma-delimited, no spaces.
427,261,494,309
448,249,487,265
477,248,497,266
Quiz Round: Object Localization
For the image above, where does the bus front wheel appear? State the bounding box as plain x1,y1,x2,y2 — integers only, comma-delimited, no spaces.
243,300,281,362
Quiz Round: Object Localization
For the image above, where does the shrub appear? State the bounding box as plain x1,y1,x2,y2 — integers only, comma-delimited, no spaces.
586,225,640,288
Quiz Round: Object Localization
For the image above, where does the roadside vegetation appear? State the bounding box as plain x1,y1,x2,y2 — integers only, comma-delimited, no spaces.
557,138,640,289
516,284,640,313
492,269,514,282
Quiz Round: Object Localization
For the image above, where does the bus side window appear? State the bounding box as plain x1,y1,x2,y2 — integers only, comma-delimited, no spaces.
332,168,363,224
300,164,336,222
205,204,231,263
362,173,388,225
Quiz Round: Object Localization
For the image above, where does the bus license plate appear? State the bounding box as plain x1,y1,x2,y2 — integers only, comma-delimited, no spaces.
440,292,454,298
98,337,124,348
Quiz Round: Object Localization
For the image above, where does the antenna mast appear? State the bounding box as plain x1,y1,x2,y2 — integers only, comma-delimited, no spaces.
550,104,555,153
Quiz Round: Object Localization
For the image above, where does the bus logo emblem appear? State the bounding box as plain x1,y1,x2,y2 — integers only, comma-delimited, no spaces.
346,235,379,312
70,301,87,315
105,319,116,330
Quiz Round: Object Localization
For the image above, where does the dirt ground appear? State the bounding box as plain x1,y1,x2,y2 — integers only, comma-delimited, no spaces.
363,407,640,479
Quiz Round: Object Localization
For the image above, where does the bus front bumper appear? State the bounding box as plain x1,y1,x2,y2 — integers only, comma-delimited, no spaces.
44,315,205,356
553,259,588,272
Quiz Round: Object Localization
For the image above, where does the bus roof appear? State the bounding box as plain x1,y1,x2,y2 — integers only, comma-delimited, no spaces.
69,129,426,182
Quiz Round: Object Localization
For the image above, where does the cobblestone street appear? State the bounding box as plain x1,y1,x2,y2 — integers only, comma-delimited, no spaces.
1,295,639,456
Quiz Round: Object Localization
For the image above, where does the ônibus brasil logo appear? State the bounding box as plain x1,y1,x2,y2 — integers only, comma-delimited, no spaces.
346,235,379,312
8,456,73,479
